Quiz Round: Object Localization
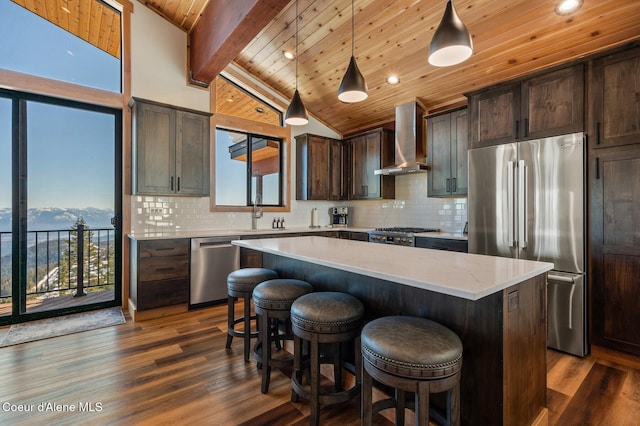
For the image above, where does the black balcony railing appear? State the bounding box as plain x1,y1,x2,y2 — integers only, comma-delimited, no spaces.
0,225,115,303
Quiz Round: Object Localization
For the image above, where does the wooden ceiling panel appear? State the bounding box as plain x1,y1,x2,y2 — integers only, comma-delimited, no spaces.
30,0,637,135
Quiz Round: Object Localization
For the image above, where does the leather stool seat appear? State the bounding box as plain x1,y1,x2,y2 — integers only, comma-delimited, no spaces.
252,279,314,394
225,268,278,362
290,292,364,426
361,316,463,426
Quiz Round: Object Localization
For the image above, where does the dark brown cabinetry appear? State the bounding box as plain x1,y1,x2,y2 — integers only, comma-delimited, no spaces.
130,239,190,311
427,108,468,197
468,64,584,148
295,133,346,200
588,46,640,355
347,128,395,199
588,48,640,148
415,237,468,253
589,147,640,355
131,98,210,196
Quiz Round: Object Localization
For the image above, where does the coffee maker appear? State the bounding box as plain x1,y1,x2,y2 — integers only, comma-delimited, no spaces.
331,207,349,228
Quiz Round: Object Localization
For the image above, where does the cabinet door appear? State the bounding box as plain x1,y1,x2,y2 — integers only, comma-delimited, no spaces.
451,109,468,196
307,135,330,199
590,148,640,354
589,48,640,148
175,110,210,196
329,139,346,200
469,84,519,148
134,102,175,194
349,135,368,199
522,64,584,140
427,113,452,196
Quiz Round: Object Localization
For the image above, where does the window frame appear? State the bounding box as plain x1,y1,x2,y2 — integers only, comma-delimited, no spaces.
210,73,291,214
215,128,284,208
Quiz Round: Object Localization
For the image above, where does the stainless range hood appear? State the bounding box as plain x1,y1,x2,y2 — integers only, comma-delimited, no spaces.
375,102,428,175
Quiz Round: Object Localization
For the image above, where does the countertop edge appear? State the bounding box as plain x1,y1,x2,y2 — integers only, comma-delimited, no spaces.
232,237,552,301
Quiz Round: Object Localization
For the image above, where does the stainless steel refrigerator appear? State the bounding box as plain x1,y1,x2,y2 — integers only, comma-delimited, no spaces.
468,132,587,356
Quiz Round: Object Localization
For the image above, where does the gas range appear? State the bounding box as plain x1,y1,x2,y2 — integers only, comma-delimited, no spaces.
368,227,440,246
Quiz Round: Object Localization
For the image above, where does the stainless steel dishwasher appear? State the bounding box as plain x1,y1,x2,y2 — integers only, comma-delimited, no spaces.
190,236,240,308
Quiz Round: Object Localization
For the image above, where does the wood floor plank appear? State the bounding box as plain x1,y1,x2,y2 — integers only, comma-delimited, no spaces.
1,304,640,425
555,363,626,426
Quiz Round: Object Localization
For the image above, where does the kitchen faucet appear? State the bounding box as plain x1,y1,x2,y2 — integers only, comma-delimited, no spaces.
252,194,263,230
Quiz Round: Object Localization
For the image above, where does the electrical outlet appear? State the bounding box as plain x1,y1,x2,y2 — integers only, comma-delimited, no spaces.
508,290,519,312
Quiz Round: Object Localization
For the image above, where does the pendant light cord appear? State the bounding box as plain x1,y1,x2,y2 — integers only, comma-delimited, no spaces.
351,0,355,56
295,0,299,91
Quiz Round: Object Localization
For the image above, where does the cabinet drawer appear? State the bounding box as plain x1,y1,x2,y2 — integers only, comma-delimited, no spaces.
137,278,189,310
139,239,189,258
138,256,189,281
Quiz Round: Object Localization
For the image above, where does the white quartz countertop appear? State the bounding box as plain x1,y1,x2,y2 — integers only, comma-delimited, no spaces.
128,228,467,241
127,227,371,241
232,236,553,301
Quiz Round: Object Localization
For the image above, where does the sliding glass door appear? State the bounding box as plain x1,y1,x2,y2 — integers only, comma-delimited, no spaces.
0,92,122,323
0,98,11,319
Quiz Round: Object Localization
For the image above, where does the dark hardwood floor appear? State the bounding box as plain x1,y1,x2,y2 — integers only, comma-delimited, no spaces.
0,302,638,425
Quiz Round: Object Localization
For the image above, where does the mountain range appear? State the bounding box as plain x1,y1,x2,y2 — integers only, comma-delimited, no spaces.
0,207,115,232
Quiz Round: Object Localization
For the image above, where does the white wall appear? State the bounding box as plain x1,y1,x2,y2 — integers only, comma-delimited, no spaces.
129,7,467,235
130,5,209,112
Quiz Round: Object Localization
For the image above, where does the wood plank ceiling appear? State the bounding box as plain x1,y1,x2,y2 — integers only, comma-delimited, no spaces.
22,0,640,135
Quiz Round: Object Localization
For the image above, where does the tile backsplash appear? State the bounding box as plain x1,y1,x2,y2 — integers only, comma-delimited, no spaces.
130,174,467,234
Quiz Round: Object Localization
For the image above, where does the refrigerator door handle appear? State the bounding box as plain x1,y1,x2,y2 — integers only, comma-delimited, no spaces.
507,160,516,247
547,273,576,283
518,160,528,248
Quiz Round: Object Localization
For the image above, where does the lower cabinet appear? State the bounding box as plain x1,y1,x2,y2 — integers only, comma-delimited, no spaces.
130,238,190,311
415,237,468,253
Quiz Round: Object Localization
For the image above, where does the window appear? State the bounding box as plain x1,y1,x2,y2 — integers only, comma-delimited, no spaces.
215,129,283,207
0,0,122,93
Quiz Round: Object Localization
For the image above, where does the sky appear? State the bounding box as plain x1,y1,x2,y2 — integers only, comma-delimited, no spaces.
0,1,120,210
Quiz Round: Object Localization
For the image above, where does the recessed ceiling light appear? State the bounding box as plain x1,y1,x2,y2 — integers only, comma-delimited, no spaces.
61,6,71,14
283,50,295,60
386,75,400,85
225,97,234,103
255,107,265,114
555,0,583,15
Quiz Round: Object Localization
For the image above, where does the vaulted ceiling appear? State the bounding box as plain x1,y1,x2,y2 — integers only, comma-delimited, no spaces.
20,0,640,136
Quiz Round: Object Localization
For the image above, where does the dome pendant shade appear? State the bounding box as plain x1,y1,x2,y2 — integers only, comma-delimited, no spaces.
284,89,309,126
428,0,473,67
338,55,368,103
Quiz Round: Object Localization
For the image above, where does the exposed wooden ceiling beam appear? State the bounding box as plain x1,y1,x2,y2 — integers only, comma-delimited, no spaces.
189,0,291,84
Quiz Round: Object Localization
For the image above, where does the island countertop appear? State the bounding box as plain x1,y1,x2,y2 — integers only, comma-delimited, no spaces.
232,236,553,301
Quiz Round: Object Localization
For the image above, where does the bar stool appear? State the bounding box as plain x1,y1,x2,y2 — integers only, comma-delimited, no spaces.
361,316,463,426
252,278,314,394
226,267,278,362
290,292,364,426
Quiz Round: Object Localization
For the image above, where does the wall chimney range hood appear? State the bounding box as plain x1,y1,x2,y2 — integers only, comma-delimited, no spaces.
374,102,428,175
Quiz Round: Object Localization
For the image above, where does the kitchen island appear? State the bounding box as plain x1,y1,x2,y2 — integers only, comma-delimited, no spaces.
232,236,553,426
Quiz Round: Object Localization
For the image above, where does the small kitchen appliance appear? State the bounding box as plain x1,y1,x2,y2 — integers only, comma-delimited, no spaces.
331,207,349,227
368,227,440,247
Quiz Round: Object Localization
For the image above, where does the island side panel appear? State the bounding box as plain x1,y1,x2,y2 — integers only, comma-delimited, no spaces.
263,253,507,425
503,274,547,425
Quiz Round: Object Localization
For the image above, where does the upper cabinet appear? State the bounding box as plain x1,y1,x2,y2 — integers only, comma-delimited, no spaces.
468,64,584,148
347,128,395,200
427,108,468,197
588,47,640,148
295,133,346,200
131,98,211,196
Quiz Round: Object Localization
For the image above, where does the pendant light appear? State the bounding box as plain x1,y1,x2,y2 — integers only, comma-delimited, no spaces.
338,0,368,103
284,0,308,126
428,0,473,67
